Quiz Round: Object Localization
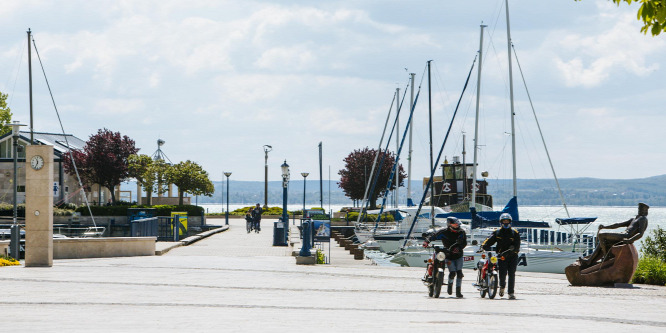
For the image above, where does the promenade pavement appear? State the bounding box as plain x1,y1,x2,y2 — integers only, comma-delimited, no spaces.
1,216,665,332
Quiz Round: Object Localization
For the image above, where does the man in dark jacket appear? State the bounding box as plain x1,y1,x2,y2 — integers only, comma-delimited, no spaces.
251,203,262,233
481,213,521,299
423,217,468,298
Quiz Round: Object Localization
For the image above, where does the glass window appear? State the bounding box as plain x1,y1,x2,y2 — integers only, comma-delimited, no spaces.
0,140,9,158
443,166,454,179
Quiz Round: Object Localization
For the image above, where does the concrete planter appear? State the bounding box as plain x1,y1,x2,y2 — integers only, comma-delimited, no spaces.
53,237,155,259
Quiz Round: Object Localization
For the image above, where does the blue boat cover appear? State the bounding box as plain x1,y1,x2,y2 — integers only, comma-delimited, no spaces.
555,217,597,225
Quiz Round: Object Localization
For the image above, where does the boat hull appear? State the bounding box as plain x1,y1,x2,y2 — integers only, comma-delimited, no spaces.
390,246,579,274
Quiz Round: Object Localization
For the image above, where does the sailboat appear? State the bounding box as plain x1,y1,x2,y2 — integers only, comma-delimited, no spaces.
388,1,596,273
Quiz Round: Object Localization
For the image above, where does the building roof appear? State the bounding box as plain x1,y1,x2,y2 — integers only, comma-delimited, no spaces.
0,131,86,157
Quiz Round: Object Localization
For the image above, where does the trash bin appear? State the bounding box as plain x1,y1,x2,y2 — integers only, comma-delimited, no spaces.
273,221,287,246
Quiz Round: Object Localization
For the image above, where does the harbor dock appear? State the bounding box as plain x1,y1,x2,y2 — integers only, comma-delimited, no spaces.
1,216,665,332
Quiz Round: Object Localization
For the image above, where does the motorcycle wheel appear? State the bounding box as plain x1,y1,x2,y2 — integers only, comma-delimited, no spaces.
488,274,498,299
428,281,435,297
433,268,444,298
478,271,487,298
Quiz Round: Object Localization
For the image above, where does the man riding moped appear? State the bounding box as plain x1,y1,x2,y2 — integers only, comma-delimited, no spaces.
422,217,468,298
481,213,520,299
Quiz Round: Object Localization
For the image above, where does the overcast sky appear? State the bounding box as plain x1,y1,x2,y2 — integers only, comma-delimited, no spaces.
1,0,664,185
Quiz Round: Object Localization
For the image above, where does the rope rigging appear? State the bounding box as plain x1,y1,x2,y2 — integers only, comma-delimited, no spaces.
30,35,97,228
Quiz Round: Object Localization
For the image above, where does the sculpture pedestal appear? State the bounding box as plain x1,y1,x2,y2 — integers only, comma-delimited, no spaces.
565,243,639,286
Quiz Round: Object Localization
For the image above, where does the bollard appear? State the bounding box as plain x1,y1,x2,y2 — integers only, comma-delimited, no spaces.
299,221,312,257
10,224,21,260
354,248,365,260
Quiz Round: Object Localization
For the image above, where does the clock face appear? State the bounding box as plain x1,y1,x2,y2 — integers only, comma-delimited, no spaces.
30,155,44,170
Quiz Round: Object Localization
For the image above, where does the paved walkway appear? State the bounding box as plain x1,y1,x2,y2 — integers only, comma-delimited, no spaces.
1,217,665,332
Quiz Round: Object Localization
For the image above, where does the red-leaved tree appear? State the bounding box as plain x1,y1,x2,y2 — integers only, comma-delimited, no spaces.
338,147,405,209
63,128,139,204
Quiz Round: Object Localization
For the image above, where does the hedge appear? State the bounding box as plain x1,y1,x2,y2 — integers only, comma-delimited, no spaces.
632,256,666,286
230,206,291,216
345,212,395,222
0,204,73,217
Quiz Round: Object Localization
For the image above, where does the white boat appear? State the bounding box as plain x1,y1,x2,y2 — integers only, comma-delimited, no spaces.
355,207,457,254
389,244,579,274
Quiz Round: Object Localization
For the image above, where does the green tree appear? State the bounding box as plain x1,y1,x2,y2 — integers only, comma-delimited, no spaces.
578,0,666,35
166,160,214,205
128,154,170,205
0,92,13,135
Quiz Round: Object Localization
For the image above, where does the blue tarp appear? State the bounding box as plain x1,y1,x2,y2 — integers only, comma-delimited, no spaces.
555,217,597,225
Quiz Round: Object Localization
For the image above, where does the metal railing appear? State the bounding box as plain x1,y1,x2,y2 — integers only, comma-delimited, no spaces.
130,217,158,238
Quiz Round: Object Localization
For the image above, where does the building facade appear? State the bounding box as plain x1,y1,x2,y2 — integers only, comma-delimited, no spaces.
0,131,112,206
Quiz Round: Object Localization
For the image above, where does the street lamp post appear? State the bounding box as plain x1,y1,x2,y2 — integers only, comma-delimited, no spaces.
301,172,309,215
224,172,232,225
263,145,272,209
10,121,26,260
281,160,290,245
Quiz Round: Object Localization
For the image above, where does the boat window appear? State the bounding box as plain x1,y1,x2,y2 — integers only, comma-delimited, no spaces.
443,166,454,180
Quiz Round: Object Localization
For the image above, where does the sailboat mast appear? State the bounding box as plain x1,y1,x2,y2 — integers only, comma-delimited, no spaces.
407,72,416,206
427,60,434,226
27,28,34,144
462,133,467,201
395,87,400,208
505,0,517,198
471,24,486,211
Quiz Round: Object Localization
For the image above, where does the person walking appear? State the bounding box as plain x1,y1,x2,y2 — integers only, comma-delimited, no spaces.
481,213,520,299
251,203,263,233
422,217,468,298
245,209,254,233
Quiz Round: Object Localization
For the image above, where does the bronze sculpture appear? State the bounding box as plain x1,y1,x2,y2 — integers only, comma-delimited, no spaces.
566,203,649,286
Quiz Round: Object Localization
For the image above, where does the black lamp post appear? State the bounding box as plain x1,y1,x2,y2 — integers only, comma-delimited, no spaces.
224,172,232,225
301,172,309,215
10,121,26,260
263,145,272,209
281,160,290,245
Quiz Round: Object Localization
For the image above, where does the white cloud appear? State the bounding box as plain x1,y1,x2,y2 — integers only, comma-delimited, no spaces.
93,98,145,116
552,5,664,87
254,46,315,71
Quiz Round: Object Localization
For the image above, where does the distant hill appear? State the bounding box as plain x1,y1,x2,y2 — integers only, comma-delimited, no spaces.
121,174,666,207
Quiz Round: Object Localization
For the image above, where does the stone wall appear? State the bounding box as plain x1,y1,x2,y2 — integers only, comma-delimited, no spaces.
53,237,156,259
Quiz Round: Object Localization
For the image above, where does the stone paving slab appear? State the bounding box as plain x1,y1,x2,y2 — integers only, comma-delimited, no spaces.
0,217,665,332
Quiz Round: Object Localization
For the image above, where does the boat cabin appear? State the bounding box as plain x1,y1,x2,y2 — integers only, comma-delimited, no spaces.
424,156,492,209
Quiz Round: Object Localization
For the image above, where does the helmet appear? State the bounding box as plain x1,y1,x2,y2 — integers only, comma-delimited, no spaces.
499,213,512,228
447,217,461,230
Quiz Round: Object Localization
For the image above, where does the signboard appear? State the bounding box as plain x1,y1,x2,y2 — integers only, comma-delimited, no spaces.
303,208,326,219
312,220,331,242
171,211,188,236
